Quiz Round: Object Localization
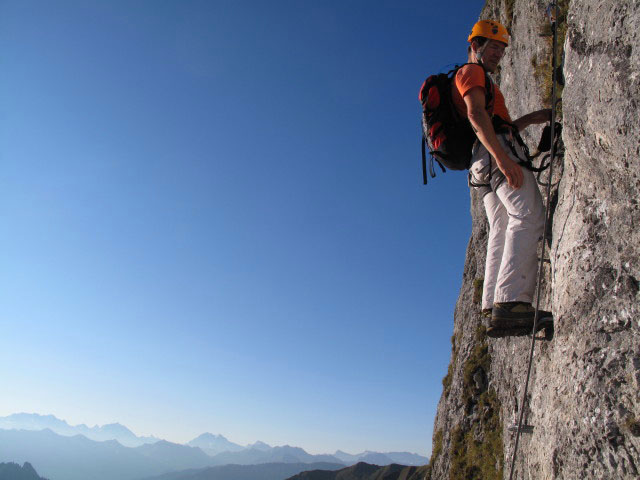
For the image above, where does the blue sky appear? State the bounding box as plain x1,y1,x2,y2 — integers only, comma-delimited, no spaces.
0,0,485,455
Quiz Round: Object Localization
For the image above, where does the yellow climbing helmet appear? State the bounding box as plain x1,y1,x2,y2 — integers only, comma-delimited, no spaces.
467,20,510,46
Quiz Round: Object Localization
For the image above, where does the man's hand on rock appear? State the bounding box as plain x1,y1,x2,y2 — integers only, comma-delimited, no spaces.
513,109,552,131
528,108,552,125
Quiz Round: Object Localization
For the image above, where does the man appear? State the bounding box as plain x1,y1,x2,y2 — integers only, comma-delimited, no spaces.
453,20,552,337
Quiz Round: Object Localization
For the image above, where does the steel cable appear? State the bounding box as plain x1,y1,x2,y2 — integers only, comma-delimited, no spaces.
508,3,560,479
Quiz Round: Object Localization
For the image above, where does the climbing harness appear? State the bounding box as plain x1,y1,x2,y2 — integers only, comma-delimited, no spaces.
536,122,564,188
508,3,562,479
467,118,555,190
494,117,555,174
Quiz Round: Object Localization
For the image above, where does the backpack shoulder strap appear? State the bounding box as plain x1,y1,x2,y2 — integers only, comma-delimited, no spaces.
450,63,494,113
482,69,494,113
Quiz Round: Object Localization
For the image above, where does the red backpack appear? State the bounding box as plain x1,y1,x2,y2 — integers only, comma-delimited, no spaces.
419,63,493,184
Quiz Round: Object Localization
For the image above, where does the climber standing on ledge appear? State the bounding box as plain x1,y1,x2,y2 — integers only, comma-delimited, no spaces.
453,20,553,337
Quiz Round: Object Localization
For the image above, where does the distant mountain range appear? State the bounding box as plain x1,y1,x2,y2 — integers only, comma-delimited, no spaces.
0,429,183,480
0,413,428,480
206,445,343,466
140,462,345,480
285,462,428,480
187,433,245,455
332,450,427,466
0,429,345,480
0,462,48,480
0,413,158,448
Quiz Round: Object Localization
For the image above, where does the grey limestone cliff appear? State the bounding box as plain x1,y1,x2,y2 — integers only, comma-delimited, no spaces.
428,0,640,479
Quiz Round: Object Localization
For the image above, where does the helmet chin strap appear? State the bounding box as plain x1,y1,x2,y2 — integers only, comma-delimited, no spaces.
475,41,489,66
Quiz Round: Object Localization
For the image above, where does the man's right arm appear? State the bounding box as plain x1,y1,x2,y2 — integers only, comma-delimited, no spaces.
464,87,523,189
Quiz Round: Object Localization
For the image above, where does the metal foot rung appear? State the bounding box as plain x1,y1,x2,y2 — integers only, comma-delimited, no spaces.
508,424,534,434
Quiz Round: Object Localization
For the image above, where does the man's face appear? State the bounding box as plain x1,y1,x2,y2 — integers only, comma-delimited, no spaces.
478,39,506,72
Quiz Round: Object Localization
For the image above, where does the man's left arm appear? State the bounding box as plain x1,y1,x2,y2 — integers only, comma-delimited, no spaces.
512,108,552,131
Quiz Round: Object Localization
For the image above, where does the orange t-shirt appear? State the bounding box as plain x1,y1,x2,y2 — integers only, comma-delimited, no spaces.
452,64,511,123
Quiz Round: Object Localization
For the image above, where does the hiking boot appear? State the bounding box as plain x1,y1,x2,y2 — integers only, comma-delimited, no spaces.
487,302,553,338
492,302,535,325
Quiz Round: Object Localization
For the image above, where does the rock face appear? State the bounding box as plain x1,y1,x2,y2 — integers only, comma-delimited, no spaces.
429,1,640,479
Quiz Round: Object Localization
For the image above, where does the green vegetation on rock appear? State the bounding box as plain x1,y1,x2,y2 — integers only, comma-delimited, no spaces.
504,0,516,29
407,465,433,480
462,327,491,408
472,278,483,305
431,429,443,463
442,333,460,397
442,363,454,396
421,429,443,480
449,327,504,480
623,414,640,437
533,0,570,114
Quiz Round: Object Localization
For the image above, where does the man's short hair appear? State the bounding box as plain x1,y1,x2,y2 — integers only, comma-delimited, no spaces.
468,36,489,55
470,36,489,47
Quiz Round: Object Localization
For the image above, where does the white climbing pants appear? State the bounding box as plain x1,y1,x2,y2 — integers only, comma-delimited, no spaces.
469,133,545,310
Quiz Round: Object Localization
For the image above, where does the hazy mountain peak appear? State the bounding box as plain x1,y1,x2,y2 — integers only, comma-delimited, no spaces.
0,412,158,448
273,445,306,454
6,412,71,427
332,449,428,466
0,461,48,480
247,440,272,451
16,413,55,420
22,462,38,474
187,432,244,455
100,423,136,435
152,439,174,446
192,432,229,441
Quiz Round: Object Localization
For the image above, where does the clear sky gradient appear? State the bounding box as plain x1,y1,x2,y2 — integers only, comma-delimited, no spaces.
0,0,485,455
